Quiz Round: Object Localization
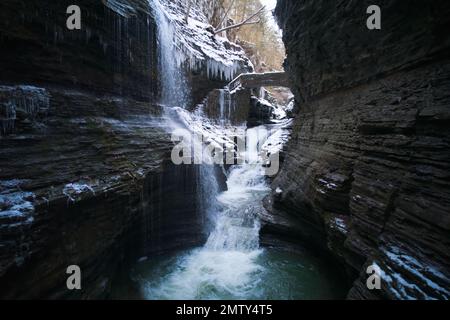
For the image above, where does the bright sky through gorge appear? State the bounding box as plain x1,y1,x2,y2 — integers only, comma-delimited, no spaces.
260,0,277,10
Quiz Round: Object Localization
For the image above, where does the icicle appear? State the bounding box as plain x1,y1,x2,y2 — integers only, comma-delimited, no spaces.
0,85,50,135
0,102,16,135
149,0,247,91
219,89,225,122
14,86,50,116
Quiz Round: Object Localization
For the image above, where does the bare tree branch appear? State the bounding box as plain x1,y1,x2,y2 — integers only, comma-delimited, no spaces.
215,0,236,30
214,6,266,34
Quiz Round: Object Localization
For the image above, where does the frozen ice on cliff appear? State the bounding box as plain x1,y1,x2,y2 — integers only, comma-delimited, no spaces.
63,183,96,203
149,0,250,82
0,85,50,135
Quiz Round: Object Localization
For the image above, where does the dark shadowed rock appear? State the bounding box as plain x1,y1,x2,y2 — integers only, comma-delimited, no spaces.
265,0,450,299
0,0,249,299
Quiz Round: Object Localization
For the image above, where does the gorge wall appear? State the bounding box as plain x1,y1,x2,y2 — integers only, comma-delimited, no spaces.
0,0,250,298
265,0,450,299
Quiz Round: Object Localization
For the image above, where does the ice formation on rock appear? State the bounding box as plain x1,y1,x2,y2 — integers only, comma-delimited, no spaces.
0,85,50,135
63,183,96,203
150,0,250,83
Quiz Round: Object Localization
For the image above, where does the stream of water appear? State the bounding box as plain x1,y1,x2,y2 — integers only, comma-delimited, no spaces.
112,124,346,300
111,0,347,300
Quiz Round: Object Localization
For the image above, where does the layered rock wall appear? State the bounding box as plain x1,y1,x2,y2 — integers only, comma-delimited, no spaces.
268,0,450,299
0,0,246,298
0,0,158,101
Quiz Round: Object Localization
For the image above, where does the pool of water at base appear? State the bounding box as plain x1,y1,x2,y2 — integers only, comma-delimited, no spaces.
112,246,348,300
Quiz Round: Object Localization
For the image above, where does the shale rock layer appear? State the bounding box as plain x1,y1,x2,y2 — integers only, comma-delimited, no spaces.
267,0,450,299
0,0,238,298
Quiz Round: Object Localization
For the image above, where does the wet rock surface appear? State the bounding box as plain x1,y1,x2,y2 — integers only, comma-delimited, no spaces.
0,0,248,299
266,0,450,299
0,0,159,101
0,85,210,298
199,88,251,126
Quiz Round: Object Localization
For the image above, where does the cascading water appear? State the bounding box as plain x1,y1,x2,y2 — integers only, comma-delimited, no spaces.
151,0,189,108
205,127,269,252
135,127,273,299
127,123,345,299
115,0,347,300
150,0,221,228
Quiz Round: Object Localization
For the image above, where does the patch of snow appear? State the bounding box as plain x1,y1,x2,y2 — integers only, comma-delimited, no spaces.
260,120,292,157
286,100,295,113
63,183,96,202
258,98,273,109
334,218,345,229
372,262,393,283
316,188,326,195
172,105,243,163
138,256,148,263
333,217,348,235
319,178,338,190
275,187,283,194
379,246,450,299
0,179,35,220
136,168,146,177
272,104,287,120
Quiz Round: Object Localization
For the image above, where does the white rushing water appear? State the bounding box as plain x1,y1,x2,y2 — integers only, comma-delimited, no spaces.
129,121,345,299
143,1,279,299
150,0,189,108
134,0,345,300
138,127,272,299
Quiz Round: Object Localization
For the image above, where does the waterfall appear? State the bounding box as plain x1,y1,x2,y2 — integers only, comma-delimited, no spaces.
146,4,274,294
219,89,225,125
127,8,343,293
109,1,348,301
136,125,274,299
218,88,234,126
139,0,288,300
205,127,270,251
149,0,222,241
150,0,189,108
